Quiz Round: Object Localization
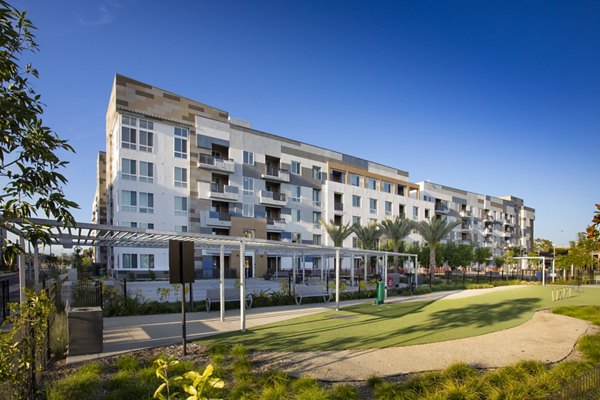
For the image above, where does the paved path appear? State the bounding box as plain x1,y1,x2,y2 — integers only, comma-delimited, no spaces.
67,286,593,380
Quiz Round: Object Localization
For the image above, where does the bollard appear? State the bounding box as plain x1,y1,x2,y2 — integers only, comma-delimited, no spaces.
374,281,385,305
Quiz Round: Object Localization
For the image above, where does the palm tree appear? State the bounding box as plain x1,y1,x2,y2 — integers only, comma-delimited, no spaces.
320,219,353,247
414,218,461,287
352,222,383,274
379,217,413,269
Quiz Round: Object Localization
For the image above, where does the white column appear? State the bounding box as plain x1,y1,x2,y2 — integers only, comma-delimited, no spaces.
219,244,225,322
301,253,305,282
350,256,355,286
320,255,324,281
414,255,419,289
292,252,297,291
384,253,388,299
335,248,340,311
551,258,556,283
239,240,246,332
364,254,368,284
33,242,40,290
541,257,546,286
18,236,26,304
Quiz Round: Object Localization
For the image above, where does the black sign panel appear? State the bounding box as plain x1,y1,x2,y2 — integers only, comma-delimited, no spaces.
169,240,195,284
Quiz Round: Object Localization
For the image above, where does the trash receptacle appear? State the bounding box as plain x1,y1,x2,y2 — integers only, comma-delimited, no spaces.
67,306,103,356
374,281,385,305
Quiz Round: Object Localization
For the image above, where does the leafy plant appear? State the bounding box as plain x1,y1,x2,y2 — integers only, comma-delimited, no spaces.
153,354,181,400
153,354,224,400
181,366,224,400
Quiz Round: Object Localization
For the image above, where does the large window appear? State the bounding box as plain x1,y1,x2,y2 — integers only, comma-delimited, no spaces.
122,254,138,269
139,192,154,214
242,203,254,217
174,127,188,158
385,201,392,216
174,196,188,216
413,206,419,220
291,160,301,175
313,212,321,228
312,166,321,180
313,234,322,246
292,209,301,222
352,195,361,208
291,185,301,202
369,198,377,214
352,216,361,225
122,190,137,212
122,116,154,152
138,130,154,152
243,151,254,165
243,177,254,195
175,225,188,233
349,173,361,187
366,177,377,190
139,161,154,183
121,126,137,150
174,167,187,188
312,189,321,207
382,181,392,193
140,254,155,269
122,158,136,181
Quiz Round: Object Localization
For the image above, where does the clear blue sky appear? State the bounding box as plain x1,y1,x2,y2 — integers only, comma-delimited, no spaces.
20,0,599,247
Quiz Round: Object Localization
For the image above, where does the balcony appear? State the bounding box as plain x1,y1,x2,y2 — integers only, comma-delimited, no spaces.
261,166,290,183
484,228,494,236
334,202,344,212
205,211,232,227
435,205,449,214
259,190,287,207
208,184,240,202
460,224,472,232
459,210,471,218
197,154,235,173
266,217,286,231
484,213,494,222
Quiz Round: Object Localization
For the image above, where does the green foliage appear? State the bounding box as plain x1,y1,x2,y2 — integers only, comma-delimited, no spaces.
578,333,600,363
379,217,413,267
414,219,462,282
320,219,353,247
115,354,140,372
328,384,361,400
555,232,600,269
50,311,68,359
153,354,181,400
586,203,600,242
0,0,78,266
352,222,383,250
0,290,55,399
46,363,102,400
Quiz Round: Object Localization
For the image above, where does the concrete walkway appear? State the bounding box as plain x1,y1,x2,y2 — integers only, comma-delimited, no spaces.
67,286,593,380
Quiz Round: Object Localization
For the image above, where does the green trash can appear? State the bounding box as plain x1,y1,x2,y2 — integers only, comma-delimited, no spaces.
374,281,385,305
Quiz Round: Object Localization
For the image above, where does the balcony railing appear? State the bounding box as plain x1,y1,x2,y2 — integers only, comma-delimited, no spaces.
206,211,232,226
334,202,344,211
435,205,449,214
259,190,287,206
197,154,235,173
266,217,286,230
459,210,471,218
208,184,239,202
261,166,290,182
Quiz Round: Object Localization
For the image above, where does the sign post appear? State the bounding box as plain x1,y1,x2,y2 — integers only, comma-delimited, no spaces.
169,240,195,355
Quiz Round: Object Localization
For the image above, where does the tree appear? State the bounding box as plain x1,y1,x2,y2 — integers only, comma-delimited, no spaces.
474,247,492,270
0,1,78,265
320,219,352,247
414,218,461,286
352,222,383,251
586,203,600,242
379,217,413,269
533,238,554,255
556,232,600,270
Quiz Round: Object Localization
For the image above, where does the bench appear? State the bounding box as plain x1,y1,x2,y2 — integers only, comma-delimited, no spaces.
293,285,331,305
205,288,253,311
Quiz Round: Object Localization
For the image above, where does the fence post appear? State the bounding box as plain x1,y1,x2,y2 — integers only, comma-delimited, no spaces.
188,282,193,309
489,270,492,284
123,278,127,298
99,281,104,308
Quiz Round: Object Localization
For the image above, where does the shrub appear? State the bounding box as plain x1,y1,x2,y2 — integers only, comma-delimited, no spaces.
578,333,600,363
50,311,68,359
328,384,361,400
46,363,102,400
115,354,140,372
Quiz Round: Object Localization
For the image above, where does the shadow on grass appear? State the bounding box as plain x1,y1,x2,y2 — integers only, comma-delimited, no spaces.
200,297,542,352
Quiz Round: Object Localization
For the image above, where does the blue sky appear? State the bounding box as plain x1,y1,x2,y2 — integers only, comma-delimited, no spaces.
20,0,599,247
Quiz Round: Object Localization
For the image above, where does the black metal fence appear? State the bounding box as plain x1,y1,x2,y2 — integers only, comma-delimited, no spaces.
0,274,21,324
547,364,600,399
65,280,104,308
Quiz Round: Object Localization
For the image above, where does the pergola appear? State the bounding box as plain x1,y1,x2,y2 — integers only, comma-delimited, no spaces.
513,256,555,286
4,218,418,332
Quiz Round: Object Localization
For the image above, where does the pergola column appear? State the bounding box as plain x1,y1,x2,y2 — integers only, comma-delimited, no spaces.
292,252,297,292
219,244,225,322
384,252,388,299
335,248,340,311
239,240,246,332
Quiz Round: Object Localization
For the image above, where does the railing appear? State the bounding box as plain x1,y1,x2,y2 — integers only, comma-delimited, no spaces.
209,211,231,221
334,202,344,211
260,190,287,202
546,364,600,399
199,154,233,166
210,183,239,194
266,217,286,225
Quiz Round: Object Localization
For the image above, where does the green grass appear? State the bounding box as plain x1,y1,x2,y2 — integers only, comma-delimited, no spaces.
202,286,599,351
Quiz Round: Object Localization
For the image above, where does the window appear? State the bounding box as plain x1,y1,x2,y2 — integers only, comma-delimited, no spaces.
366,177,377,190
139,119,153,130
243,177,254,195
399,204,405,218
174,196,187,216
138,130,154,152
312,166,321,180
175,225,188,233
139,222,154,229
292,233,301,243
382,181,392,193
369,198,377,214
139,161,154,183
122,158,136,180
292,209,301,222
174,127,188,158
174,167,187,188
313,212,321,228
349,173,361,187
352,195,361,208
139,192,154,214
425,209,430,219
352,237,359,248
120,221,137,228
122,190,137,212
123,254,137,269
122,115,137,126
397,185,406,196
291,185,301,202
352,216,361,225
312,189,321,207
291,160,301,175
242,203,254,217
385,201,392,216
413,206,419,220
243,151,254,165
140,254,155,269
122,126,137,149
313,234,322,246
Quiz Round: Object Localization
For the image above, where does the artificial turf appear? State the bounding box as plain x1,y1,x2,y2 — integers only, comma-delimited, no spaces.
202,285,600,351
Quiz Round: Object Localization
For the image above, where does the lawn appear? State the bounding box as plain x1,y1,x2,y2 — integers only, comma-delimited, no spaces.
202,285,600,351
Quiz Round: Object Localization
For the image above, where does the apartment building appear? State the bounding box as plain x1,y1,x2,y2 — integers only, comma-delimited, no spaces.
94,74,534,278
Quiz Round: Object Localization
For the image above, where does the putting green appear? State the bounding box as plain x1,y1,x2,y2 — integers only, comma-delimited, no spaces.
203,285,600,351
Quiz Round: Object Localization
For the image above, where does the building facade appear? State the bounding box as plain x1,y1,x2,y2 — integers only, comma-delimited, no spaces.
94,74,535,278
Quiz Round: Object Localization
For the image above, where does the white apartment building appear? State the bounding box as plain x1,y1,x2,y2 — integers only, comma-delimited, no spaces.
94,74,535,278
